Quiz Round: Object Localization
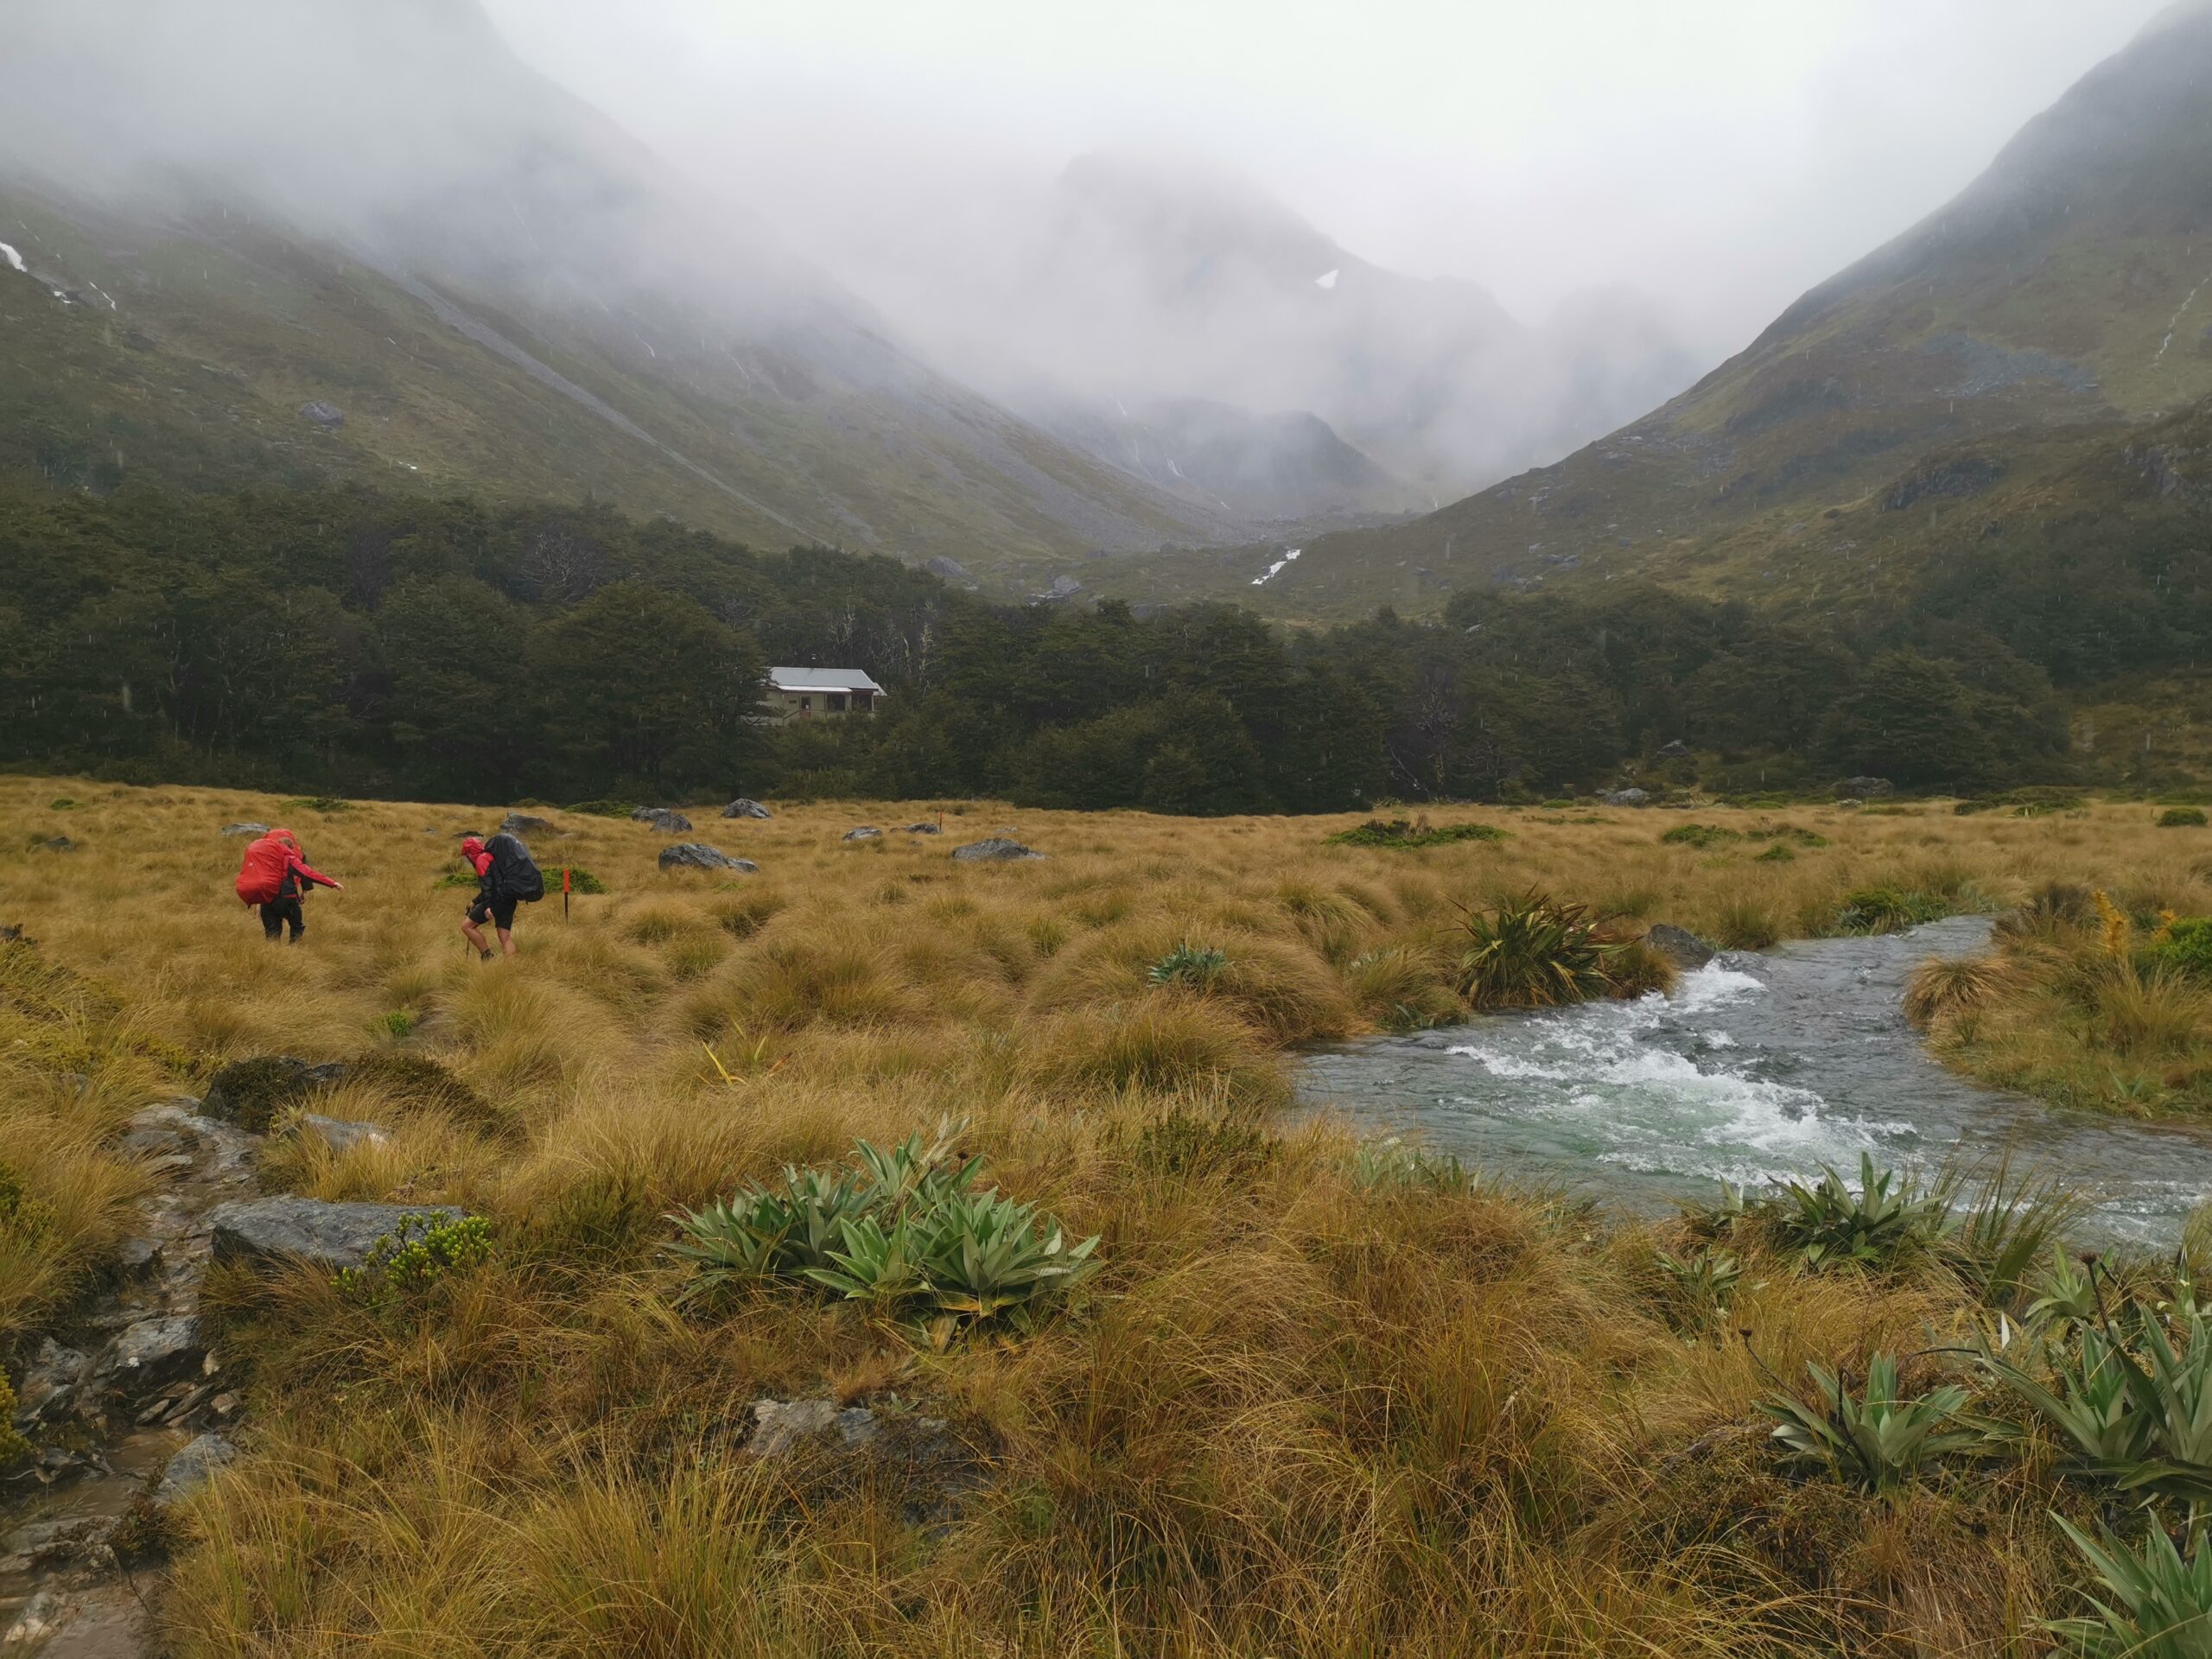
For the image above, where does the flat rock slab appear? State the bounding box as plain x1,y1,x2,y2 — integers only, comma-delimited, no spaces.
722,798,772,819
842,826,880,841
92,1316,203,1399
951,838,1044,861
903,823,942,835
207,1198,467,1273
748,1398,882,1458
632,807,692,833
658,843,756,873
219,822,269,836
498,812,563,838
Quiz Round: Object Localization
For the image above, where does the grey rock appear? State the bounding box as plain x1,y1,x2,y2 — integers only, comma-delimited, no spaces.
219,822,269,837
498,812,563,838
1836,776,1896,799
903,823,942,835
924,555,972,583
951,837,1044,862
747,1398,880,1458
13,1340,89,1427
297,1114,390,1154
207,1197,467,1273
116,1237,162,1277
632,806,692,833
155,1432,237,1503
842,826,881,841
93,1317,203,1397
1655,739,1690,760
298,399,345,429
658,842,756,873
1036,575,1083,601
1645,924,1717,971
1600,788,1651,808
3,1590,65,1645
32,835,75,852
721,798,772,819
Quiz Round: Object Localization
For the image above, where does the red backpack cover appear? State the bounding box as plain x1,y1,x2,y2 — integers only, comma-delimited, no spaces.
235,832,292,906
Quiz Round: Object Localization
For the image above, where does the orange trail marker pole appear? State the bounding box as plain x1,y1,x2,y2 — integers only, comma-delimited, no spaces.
563,866,571,924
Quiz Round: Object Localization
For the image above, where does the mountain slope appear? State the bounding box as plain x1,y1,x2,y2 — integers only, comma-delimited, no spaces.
1220,1,2212,619
0,0,1248,583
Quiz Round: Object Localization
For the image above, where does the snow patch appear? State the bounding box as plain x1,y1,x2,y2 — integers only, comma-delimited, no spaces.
1250,546,1303,588
0,241,22,274
1314,269,1339,290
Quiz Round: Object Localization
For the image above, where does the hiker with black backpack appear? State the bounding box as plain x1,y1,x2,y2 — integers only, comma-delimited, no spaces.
457,832,543,960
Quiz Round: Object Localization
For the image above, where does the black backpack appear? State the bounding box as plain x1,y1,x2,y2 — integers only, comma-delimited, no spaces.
484,832,544,903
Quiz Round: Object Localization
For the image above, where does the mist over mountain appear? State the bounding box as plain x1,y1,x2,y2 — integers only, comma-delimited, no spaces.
810,150,1702,505
0,0,1269,573
1178,0,2212,618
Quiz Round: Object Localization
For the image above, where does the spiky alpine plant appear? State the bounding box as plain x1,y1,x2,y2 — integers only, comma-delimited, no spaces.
1760,1351,1980,1492
1450,890,1622,1009
1980,1311,2212,1503
1770,1153,1954,1273
2048,1517,2212,1658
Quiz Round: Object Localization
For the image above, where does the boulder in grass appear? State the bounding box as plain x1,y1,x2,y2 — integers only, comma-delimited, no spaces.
1836,776,1896,800
297,400,345,429
1644,924,1717,971
200,1056,350,1132
951,837,1044,862
903,823,942,835
31,836,74,853
722,798,772,820
219,822,269,837
842,826,881,842
658,842,757,873
297,1114,391,1154
155,1433,238,1504
1600,788,1651,808
207,1197,468,1273
499,812,563,839
632,806,692,834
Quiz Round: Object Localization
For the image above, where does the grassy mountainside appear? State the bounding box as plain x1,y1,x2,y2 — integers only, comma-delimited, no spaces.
5,783,2212,1651
1160,2,2212,620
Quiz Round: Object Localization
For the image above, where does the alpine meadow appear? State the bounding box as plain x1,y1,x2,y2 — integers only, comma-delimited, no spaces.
9,3,2212,1656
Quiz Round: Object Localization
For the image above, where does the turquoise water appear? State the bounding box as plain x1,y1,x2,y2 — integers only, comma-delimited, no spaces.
1298,918,2212,1245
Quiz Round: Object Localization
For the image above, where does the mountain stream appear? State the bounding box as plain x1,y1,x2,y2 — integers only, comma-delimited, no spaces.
1298,918,2212,1246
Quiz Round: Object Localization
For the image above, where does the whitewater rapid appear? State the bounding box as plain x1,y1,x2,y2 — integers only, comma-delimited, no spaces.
1300,917,2212,1244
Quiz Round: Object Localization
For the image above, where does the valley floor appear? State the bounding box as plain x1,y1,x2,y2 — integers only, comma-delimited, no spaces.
3,781,2212,1654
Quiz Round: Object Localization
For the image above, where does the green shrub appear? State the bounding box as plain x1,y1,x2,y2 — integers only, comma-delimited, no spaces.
1768,1154,1954,1272
335,1214,493,1314
1834,886,1948,934
1451,891,1622,1008
1326,817,1509,849
2160,806,2209,829
1761,1353,1976,1491
1754,843,1796,863
670,1119,1100,1330
375,1010,415,1040
2049,1517,2212,1656
561,867,609,895
1149,943,1228,989
564,799,638,819
1660,823,1741,849
47,798,78,810
280,796,352,814
1981,1312,2212,1502
0,1377,28,1465
1654,1243,1744,1326
2149,918,2212,981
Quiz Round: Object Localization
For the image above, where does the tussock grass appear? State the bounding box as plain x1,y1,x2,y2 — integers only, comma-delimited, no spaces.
0,779,2205,1653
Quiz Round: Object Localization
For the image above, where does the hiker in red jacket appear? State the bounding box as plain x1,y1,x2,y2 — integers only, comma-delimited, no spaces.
236,827,342,944
457,835,516,961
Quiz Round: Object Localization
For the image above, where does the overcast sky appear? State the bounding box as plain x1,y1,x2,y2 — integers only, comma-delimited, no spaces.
485,0,2171,361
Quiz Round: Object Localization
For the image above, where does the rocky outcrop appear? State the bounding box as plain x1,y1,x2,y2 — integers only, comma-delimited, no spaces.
952,838,1044,861
297,400,345,429
1654,739,1690,760
658,843,757,873
219,822,269,837
154,1433,237,1504
842,826,881,841
924,555,972,584
722,798,772,819
741,1398,987,1524
207,1198,467,1273
903,823,942,835
631,806,692,833
1600,788,1651,808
